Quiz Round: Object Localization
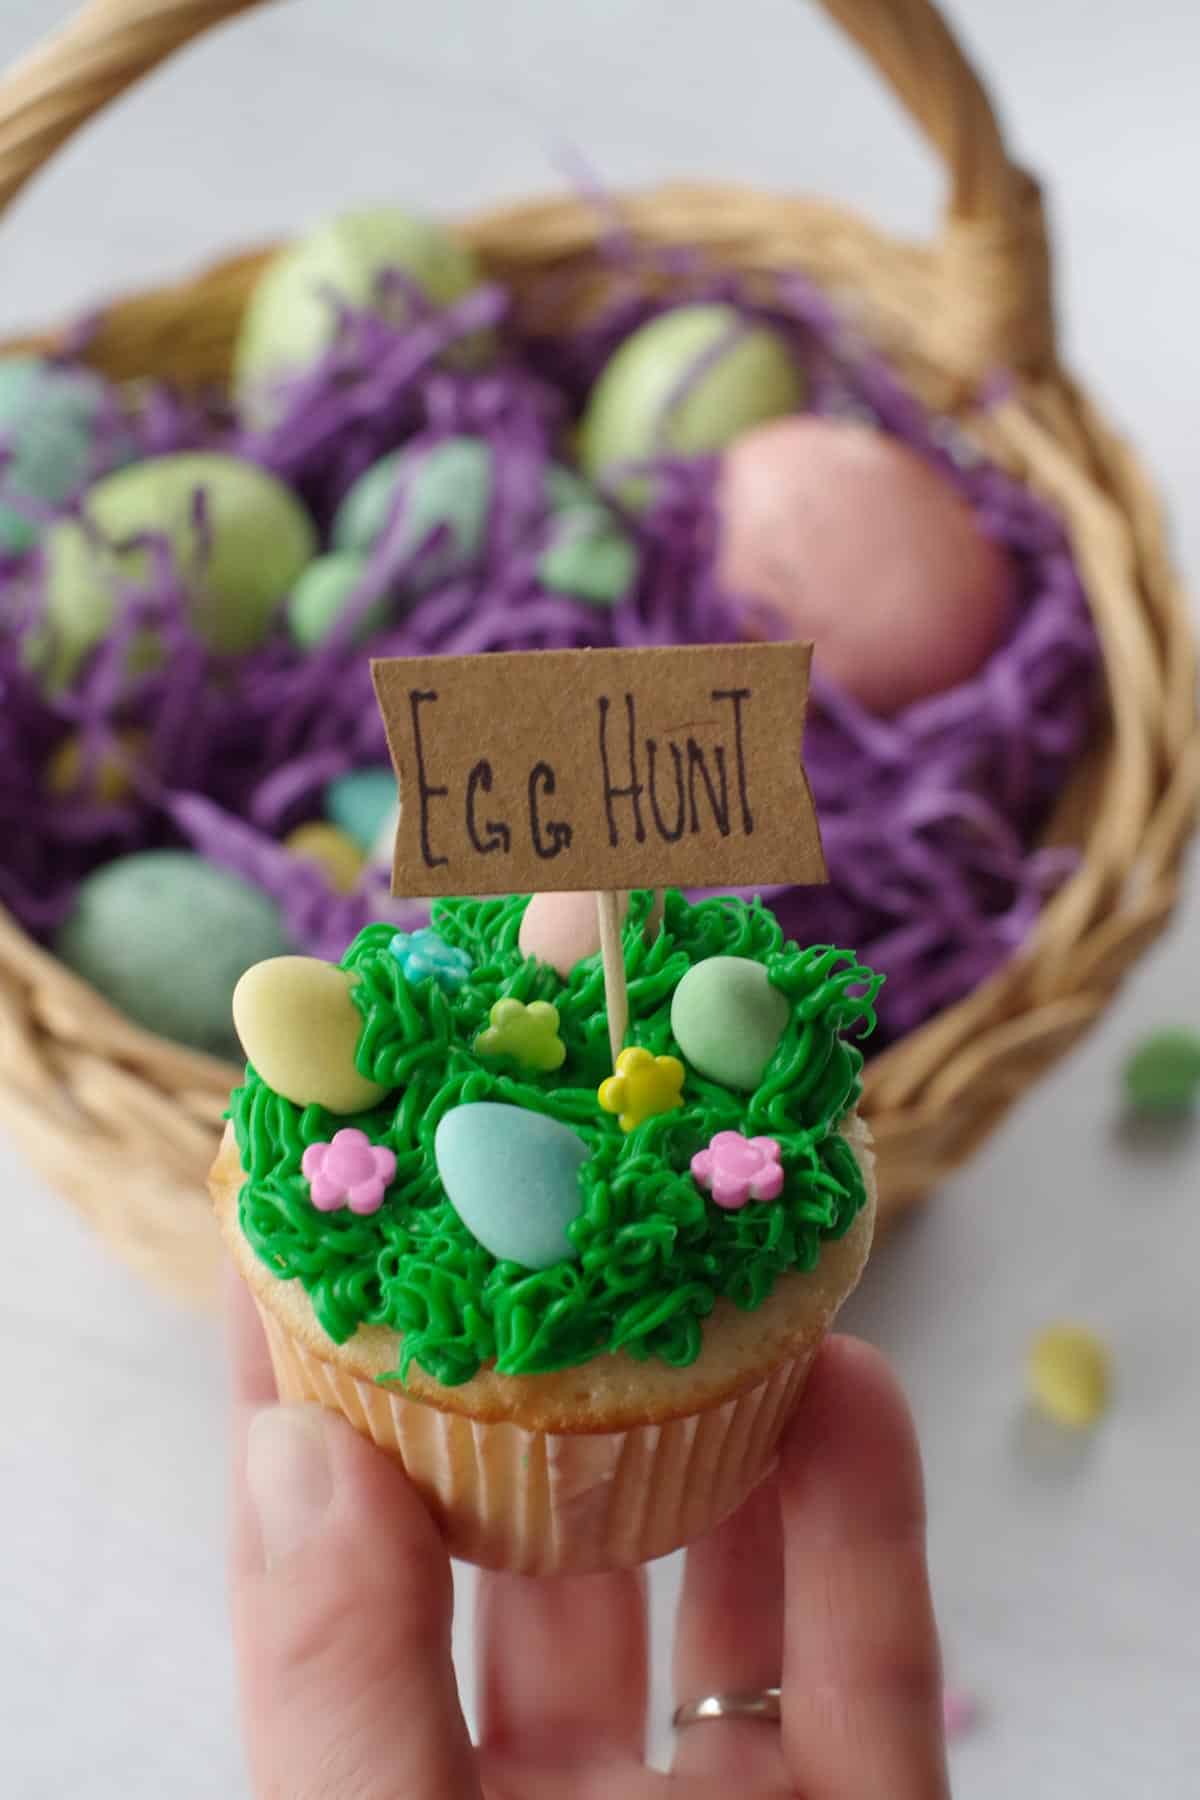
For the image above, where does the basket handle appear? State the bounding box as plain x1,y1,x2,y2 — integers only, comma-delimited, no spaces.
0,0,1055,379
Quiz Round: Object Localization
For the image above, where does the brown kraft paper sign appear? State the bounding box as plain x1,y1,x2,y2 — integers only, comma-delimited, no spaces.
371,643,827,898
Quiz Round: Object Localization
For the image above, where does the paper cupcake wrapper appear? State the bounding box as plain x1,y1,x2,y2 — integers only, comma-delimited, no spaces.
257,1305,818,1574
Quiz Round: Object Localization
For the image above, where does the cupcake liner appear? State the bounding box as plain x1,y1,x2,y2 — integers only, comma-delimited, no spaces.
257,1303,819,1574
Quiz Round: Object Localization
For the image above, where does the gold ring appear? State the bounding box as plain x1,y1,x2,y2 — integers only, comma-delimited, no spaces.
672,1687,782,1729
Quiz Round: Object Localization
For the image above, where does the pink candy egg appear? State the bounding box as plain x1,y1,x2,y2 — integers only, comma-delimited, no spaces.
717,417,1013,714
519,890,630,979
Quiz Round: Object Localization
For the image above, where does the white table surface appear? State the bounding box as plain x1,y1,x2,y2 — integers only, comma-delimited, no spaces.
3,3,1198,1794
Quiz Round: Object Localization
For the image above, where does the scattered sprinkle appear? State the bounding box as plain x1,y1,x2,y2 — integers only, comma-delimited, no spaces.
1123,1029,1200,1115
1027,1322,1112,1429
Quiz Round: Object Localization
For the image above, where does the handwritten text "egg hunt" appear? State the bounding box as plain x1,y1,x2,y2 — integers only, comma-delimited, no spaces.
372,643,826,897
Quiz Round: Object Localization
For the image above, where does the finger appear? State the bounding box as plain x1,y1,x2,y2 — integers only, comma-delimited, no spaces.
779,1337,949,1800
226,1263,276,1411
231,1401,482,1800
671,1474,789,1788
475,1568,648,1767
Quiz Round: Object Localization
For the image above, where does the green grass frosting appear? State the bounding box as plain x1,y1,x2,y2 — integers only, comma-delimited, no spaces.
230,888,882,1386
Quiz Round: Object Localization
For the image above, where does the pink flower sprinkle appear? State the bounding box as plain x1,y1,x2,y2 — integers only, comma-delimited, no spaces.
691,1131,784,1210
301,1128,396,1216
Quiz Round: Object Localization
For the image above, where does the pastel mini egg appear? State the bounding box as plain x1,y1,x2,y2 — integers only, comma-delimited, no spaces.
332,436,492,590
0,356,131,554
577,304,804,490
434,1101,588,1269
36,452,317,688
44,727,147,803
54,851,293,1058
283,821,366,894
324,767,399,854
287,550,390,649
519,890,630,980
1122,1029,1200,1115
717,417,1014,714
232,956,388,1114
670,955,790,1092
233,206,488,422
1027,1323,1112,1430
538,468,637,605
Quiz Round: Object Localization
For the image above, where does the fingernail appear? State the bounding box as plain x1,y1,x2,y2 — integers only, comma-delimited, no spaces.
246,1405,334,1568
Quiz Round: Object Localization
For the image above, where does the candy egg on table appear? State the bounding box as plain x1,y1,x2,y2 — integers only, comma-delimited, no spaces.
0,356,132,554
1027,1323,1112,1430
35,452,317,688
670,955,790,1092
233,205,487,422
286,550,390,649
324,767,399,854
577,304,804,492
434,1101,589,1269
44,727,148,803
232,956,388,1114
717,417,1014,714
283,821,366,894
519,890,630,980
54,851,293,1058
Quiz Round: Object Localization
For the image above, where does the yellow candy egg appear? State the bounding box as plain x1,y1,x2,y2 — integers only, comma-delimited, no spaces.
45,728,147,803
1027,1323,1112,1429
232,956,387,1115
283,821,366,894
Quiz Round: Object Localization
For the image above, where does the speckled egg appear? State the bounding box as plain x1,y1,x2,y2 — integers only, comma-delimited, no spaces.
577,305,804,490
332,435,493,592
670,955,790,1092
36,452,317,688
44,727,148,803
717,417,1014,714
54,851,293,1058
324,767,399,854
519,890,630,979
232,956,388,1114
434,1101,588,1269
287,550,389,649
233,206,487,422
283,821,366,894
0,356,131,554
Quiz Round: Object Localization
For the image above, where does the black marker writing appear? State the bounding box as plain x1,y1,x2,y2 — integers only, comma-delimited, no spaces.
528,762,573,860
598,693,646,848
686,739,730,837
646,737,685,841
465,760,511,855
409,689,448,870
712,688,754,834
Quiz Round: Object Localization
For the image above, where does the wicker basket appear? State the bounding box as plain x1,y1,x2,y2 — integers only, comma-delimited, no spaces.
0,0,1195,1308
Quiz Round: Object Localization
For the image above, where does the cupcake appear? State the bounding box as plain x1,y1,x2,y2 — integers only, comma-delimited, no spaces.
211,887,881,1574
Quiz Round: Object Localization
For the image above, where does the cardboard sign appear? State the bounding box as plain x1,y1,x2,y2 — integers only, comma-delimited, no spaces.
371,643,826,897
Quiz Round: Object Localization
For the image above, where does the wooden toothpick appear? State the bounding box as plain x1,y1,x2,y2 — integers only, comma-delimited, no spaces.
595,890,628,1069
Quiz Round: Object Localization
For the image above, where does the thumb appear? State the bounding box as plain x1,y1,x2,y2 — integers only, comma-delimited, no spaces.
231,1399,481,1800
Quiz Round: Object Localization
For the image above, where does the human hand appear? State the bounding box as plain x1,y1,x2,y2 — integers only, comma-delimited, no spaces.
228,1274,948,1798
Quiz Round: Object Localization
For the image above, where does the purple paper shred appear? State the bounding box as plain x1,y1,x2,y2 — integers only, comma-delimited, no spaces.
0,239,1101,1050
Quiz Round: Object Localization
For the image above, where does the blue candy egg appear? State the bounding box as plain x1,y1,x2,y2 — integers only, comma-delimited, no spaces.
434,1101,589,1269
324,767,400,853
0,357,130,554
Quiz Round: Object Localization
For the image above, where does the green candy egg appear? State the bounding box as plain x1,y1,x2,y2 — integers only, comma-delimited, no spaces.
1123,1029,1200,1114
54,851,293,1058
0,356,131,555
286,550,390,649
332,436,493,590
325,767,399,853
35,452,316,688
577,304,804,494
234,206,487,422
670,954,791,1092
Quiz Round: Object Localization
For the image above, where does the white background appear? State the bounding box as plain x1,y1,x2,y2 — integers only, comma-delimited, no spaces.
2,2,1198,1794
